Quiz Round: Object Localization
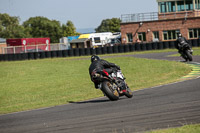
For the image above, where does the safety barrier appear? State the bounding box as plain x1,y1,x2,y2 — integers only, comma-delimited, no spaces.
0,39,199,61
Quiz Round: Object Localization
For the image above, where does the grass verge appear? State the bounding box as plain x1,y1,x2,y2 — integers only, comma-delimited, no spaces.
168,47,200,57
0,52,191,114
148,124,200,133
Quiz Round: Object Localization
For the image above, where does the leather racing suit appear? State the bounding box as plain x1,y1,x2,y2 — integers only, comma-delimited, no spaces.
89,59,120,89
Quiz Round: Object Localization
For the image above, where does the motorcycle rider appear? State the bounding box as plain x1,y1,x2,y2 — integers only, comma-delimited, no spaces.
89,55,120,89
175,33,192,54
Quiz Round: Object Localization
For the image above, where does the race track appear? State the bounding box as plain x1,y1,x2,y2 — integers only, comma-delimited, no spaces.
0,52,200,133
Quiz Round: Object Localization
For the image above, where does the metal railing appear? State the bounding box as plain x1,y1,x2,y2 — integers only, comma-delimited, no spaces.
1,43,71,54
159,10,200,20
121,12,158,23
121,11,200,23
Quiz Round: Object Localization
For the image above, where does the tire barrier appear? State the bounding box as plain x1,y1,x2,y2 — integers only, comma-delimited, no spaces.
124,44,130,52
79,48,85,56
129,44,135,52
146,43,151,50
45,51,51,58
56,50,63,57
158,42,164,50
4,54,8,61
169,41,175,49
101,47,107,54
118,45,124,53
51,51,57,58
73,48,80,56
96,47,102,55
68,49,74,57
135,43,141,51
163,41,169,49
188,40,192,47
8,54,14,61
1,54,4,61
7,54,12,61
141,43,146,51
22,53,28,60
118,44,124,53
113,45,118,53
152,42,157,50
28,52,34,60
34,52,40,59
1,40,200,61
0,54,3,61
192,39,198,47
107,46,113,54
62,50,68,57
40,52,46,59
85,48,91,56
90,48,96,55
15,53,21,61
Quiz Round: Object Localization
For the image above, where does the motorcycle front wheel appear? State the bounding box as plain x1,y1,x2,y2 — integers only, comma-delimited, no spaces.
101,81,119,101
185,50,193,61
124,85,133,98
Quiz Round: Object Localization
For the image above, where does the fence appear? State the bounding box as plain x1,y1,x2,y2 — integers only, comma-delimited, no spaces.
0,39,199,62
121,12,158,23
1,43,70,54
121,11,200,23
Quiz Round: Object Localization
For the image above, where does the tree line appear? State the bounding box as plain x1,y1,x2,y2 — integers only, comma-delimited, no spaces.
0,13,121,43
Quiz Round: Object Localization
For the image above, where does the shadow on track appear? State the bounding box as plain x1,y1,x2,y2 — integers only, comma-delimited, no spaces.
68,99,110,104
68,96,129,104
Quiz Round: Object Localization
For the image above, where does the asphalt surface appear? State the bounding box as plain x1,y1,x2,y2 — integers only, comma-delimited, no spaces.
0,52,200,133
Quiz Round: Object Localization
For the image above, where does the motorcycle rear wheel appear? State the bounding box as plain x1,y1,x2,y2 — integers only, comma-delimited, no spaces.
101,81,119,101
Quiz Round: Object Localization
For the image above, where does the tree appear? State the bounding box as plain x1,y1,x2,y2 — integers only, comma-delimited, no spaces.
62,20,80,37
95,18,121,33
0,13,80,42
0,13,27,38
23,16,62,43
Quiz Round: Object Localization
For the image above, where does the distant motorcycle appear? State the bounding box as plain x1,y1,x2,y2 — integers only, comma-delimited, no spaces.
91,68,133,101
179,43,193,61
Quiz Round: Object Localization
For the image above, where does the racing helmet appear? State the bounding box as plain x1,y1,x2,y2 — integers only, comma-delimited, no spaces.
91,55,100,63
178,33,182,38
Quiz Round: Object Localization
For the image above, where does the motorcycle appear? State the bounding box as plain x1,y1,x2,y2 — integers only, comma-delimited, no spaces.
179,43,193,61
91,68,133,101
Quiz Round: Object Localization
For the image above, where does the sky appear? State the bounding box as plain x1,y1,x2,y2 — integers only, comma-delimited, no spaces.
0,0,158,31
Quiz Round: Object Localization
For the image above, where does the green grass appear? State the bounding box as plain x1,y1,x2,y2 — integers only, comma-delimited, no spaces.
102,49,177,57
169,47,200,57
193,47,200,56
148,124,200,133
0,52,191,114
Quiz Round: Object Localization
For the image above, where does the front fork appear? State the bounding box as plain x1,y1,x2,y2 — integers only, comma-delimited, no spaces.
188,49,193,55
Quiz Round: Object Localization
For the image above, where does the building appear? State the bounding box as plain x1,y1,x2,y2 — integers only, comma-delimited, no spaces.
120,0,200,44
0,38,6,54
70,34,91,48
70,32,113,48
59,36,80,50
6,38,50,53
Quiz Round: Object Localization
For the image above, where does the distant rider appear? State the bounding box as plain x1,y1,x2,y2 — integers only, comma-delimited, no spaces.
89,55,120,89
175,33,191,54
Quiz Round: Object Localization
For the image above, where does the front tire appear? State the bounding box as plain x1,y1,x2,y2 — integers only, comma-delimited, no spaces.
101,81,119,101
124,86,133,98
185,50,193,61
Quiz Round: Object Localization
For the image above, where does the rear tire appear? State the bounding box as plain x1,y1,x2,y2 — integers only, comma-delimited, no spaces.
101,81,119,101
185,50,193,61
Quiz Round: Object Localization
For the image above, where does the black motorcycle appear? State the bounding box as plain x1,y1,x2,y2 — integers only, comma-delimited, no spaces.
91,68,133,101
179,43,193,61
